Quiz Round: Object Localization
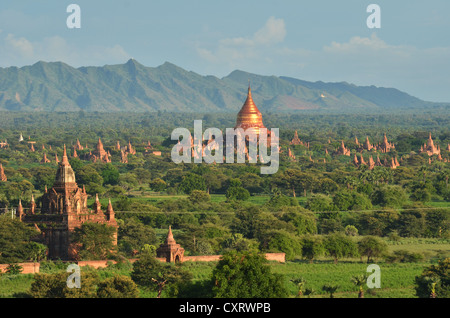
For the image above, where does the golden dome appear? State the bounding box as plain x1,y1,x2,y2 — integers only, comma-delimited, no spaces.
235,85,265,135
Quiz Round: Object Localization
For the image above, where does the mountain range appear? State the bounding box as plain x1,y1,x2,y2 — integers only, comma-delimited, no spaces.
0,59,444,113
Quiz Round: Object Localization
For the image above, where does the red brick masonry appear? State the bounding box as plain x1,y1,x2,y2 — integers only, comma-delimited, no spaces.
0,253,285,274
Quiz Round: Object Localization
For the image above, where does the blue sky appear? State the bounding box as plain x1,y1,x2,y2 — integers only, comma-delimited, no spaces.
1,0,450,102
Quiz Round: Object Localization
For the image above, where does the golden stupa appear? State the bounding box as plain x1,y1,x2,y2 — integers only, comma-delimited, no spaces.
235,85,266,136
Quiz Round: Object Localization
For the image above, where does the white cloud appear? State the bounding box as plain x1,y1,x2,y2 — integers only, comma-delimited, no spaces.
253,16,286,45
197,17,286,68
219,16,286,47
277,33,450,102
324,33,390,52
5,33,34,58
197,28,450,101
0,34,130,67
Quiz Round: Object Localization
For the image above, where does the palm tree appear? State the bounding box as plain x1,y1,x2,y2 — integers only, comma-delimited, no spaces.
290,277,306,298
419,165,428,182
322,283,339,298
351,274,367,298
304,288,315,298
427,277,440,298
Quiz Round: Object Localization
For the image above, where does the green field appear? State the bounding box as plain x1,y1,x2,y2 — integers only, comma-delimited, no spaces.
2,237,448,298
0,261,428,298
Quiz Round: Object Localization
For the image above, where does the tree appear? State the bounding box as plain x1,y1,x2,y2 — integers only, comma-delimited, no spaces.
118,218,158,257
322,283,339,298
97,275,140,298
370,185,408,208
274,169,303,197
188,190,211,204
323,233,358,264
131,254,192,298
344,225,358,236
149,178,167,192
415,258,450,298
0,215,40,263
226,185,250,201
265,230,302,261
425,209,449,238
30,166,55,191
26,241,47,262
231,207,262,239
203,171,227,194
30,271,99,298
101,163,120,185
133,168,152,185
301,236,323,264
306,194,333,212
357,236,388,263
72,222,117,260
290,277,306,298
5,264,23,275
396,210,426,237
179,173,206,194
279,208,317,235
76,165,104,187
240,172,263,194
211,251,288,298
266,193,298,209
351,274,367,298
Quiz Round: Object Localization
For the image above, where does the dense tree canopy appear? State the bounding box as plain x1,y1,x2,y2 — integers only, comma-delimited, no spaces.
211,251,288,298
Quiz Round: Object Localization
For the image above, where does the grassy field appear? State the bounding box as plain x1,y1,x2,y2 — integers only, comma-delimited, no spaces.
2,238,447,298
0,261,434,298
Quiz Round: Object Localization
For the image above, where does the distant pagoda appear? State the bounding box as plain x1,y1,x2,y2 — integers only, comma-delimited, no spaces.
156,226,185,263
334,140,351,156
377,133,395,153
419,133,441,156
86,138,111,163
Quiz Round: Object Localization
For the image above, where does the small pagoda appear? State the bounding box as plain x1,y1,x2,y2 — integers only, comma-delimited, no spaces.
156,226,185,263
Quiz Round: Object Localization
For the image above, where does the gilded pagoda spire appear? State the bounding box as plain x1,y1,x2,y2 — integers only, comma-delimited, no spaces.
235,85,266,136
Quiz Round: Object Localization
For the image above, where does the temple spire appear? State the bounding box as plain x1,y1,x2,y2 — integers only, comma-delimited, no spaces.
30,194,36,214
0,163,6,182
61,144,70,166
165,225,176,244
106,198,115,221
235,84,265,135
93,193,103,214
17,199,24,220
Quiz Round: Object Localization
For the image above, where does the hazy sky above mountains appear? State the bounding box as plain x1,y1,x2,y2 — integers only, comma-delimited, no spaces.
1,0,450,102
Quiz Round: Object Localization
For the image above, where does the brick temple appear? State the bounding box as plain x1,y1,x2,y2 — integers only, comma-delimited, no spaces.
19,145,118,260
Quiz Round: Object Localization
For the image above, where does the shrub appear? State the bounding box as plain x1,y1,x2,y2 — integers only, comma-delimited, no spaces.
344,225,358,236
97,275,140,298
211,251,288,298
357,236,388,263
385,250,424,263
415,258,450,298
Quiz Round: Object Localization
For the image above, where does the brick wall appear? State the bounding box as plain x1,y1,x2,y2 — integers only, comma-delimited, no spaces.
182,253,285,263
183,255,222,262
264,253,286,262
0,262,40,274
0,253,285,274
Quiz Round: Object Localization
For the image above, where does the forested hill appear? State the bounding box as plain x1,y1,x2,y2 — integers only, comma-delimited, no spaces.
0,59,445,113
